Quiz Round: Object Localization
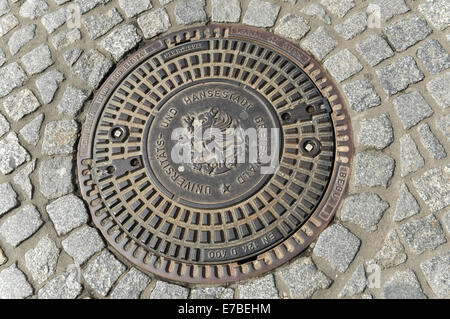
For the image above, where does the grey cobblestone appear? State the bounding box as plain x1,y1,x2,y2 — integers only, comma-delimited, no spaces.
0,247,6,266
368,0,409,22
19,0,48,19
38,156,74,199
420,250,450,298
393,183,420,222
2,88,40,122
353,152,395,188
399,134,425,177
334,12,367,40
417,39,450,75
300,4,331,25
413,165,450,213
72,50,112,88
57,85,89,116
356,34,394,67
275,14,310,41
13,159,36,200
211,0,241,23
376,56,424,96
0,132,31,175
238,274,279,299
324,49,362,82
38,267,83,299
398,214,446,255
0,182,18,217
61,226,105,265
191,287,234,299
313,224,360,272
393,91,433,129
0,0,8,17
338,264,366,298
46,194,88,236
0,62,27,98
137,8,171,39
369,230,407,269
8,24,36,55
75,0,111,14
418,0,450,31
243,0,280,28
82,7,123,40
0,204,43,247
174,0,207,25
118,0,152,18
278,257,332,299
24,235,60,284
100,24,142,61
51,28,81,51
301,26,337,61
150,280,190,299
0,14,19,37
342,79,381,112
83,250,126,296
19,114,44,146
41,7,69,34
0,48,5,66
63,48,83,67
35,69,65,104
418,123,447,159
383,270,426,299
340,192,389,231
110,268,151,299
21,44,54,75
0,264,33,299
320,0,355,18
357,114,393,150
0,113,8,137
427,71,450,108
383,15,432,52
444,211,450,234
159,0,173,4
435,114,450,141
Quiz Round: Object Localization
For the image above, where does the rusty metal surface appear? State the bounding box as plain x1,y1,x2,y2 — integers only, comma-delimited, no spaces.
77,25,353,284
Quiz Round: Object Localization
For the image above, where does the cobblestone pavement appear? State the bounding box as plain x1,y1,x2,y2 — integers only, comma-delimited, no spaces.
0,0,449,299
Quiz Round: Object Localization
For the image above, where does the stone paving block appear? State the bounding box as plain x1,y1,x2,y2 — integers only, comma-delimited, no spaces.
301,26,337,61
399,134,425,177
278,257,332,299
35,69,65,104
334,12,367,40
38,156,74,199
0,264,33,299
24,235,60,284
275,14,310,41
100,24,142,61
324,49,363,82
19,114,44,146
383,15,432,52
342,79,381,112
38,267,83,299
413,165,450,212
137,8,171,39
83,250,126,297
118,0,152,18
417,39,450,75
211,0,241,23
191,287,234,299
63,48,83,67
0,0,8,17
13,159,36,200
0,113,8,138
51,28,81,51
72,50,113,88
110,268,151,299
368,0,410,22
62,226,105,265
353,152,395,188
376,56,424,96
82,7,123,40
174,0,207,25
21,44,54,75
340,192,389,231
369,230,407,269
393,183,420,222
313,224,360,272
418,0,450,31
300,4,331,25
398,214,446,255
383,270,426,299
0,47,5,66
420,250,450,298
41,7,70,34
150,280,190,299
320,0,355,18
75,0,111,14
238,274,279,299
357,114,393,150
427,71,450,108
0,62,27,98
57,85,89,117
393,91,433,130
159,0,172,4
356,34,394,67
435,114,450,141
8,24,36,55
0,132,31,175
42,120,78,156
338,264,367,298
0,14,18,37
417,123,447,159
19,0,48,19
0,247,6,266
0,182,18,217
243,0,280,28
46,194,88,236
2,88,40,122
0,204,43,247
444,211,450,234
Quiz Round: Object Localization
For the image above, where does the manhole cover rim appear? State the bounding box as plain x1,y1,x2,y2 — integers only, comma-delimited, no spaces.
77,24,353,284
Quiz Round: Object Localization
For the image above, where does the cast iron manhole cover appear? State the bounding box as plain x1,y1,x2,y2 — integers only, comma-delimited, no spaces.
78,25,353,284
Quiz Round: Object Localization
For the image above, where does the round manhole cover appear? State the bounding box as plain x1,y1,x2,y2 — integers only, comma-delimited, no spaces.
77,25,353,284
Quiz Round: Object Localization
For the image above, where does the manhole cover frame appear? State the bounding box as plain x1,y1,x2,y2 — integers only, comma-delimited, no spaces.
77,25,353,284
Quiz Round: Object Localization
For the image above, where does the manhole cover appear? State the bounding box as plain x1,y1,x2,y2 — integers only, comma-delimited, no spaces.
77,25,353,284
